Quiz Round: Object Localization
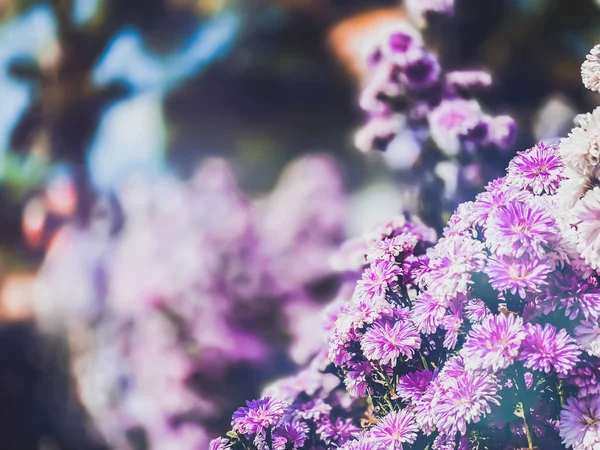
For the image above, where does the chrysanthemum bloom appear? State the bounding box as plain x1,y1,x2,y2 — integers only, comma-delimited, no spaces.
574,321,600,357
426,235,487,302
272,422,309,449
507,142,564,195
357,260,402,300
412,292,446,334
344,361,372,398
361,319,421,365
402,50,441,90
544,269,600,320
316,417,361,445
371,409,419,449
461,313,526,372
559,395,600,450
560,362,600,397
573,187,600,271
335,297,394,341
231,397,287,437
582,44,600,93
396,370,436,402
434,370,501,436
559,107,600,177
485,254,550,298
428,98,483,156
464,299,490,323
489,115,518,150
485,199,557,259
209,437,231,450
470,180,530,227
519,323,580,374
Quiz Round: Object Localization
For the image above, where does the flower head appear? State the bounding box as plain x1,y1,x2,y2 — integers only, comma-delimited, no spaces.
582,44,600,93
559,395,600,450
231,397,287,437
519,323,581,374
317,417,361,445
461,313,526,372
485,200,557,259
357,260,401,300
485,255,550,299
371,409,419,449
507,142,564,195
396,370,436,402
361,320,421,366
435,370,501,436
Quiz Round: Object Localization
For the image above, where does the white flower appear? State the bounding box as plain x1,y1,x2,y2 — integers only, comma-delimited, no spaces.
559,107,600,177
582,44,600,93
573,187,600,271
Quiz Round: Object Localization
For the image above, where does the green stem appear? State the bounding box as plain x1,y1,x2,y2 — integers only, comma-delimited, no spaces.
518,401,535,449
558,379,565,407
419,351,429,370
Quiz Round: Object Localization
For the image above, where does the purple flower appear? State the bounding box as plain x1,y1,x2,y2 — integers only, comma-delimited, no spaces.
461,313,526,372
559,395,600,450
441,313,463,350
344,361,372,398
485,255,550,299
470,181,530,227
402,50,441,90
396,370,436,402
507,142,564,195
485,200,557,259
296,399,332,422
328,331,353,366
231,397,287,437
575,321,600,357
209,437,230,450
464,299,490,323
361,320,421,366
489,115,518,150
334,297,394,341
435,370,501,436
426,235,487,303
412,292,446,334
387,31,416,53
544,269,600,320
560,361,600,397
354,115,403,153
519,323,581,374
317,417,361,445
273,422,309,449
357,260,401,300
371,409,419,449
428,99,483,156
366,233,418,264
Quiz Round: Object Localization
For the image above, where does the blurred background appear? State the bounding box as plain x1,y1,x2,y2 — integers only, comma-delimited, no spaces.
0,0,599,449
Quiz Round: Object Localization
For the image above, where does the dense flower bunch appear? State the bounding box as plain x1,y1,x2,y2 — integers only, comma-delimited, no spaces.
33,155,347,449
355,27,516,158
211,214,438,449
322,138,600,450
354,24,517,231
210,352,367,450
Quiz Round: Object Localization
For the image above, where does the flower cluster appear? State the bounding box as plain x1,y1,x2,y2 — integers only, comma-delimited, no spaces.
355,27,516,158
33,155,347,449
353,23,517,233
210,351,368,450
323,139,600,449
